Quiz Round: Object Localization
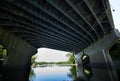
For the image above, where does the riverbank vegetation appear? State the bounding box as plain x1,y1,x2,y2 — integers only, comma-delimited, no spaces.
31,52,77,66
0,45,7,60
0,44,7,75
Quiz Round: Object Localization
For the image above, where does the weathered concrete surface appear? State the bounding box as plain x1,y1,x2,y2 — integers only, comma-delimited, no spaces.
76,29,120,81
0,29,37,81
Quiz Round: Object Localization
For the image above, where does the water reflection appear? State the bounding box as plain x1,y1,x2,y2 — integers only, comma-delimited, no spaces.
0,63,118,81
29,65,79,81
67,65,78,79
29,68,35,81
30,63,119,81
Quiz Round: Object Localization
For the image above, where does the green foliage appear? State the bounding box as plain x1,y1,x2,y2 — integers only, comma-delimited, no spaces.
66,52,77,64
2,49,7,58
55,61,69,64
35,61,48,65
31,54,38,64
68,65,78,78
29,68,35,81
0,44,7,59
34,61,69,65
0,45,3,58
31,52,77,66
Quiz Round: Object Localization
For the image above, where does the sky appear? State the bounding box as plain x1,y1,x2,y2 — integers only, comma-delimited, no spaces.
35,48,69,62
35,0,120,62
109,0,120,30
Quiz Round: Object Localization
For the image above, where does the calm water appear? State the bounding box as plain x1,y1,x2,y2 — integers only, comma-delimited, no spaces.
29,65,77,81
29,64,119,81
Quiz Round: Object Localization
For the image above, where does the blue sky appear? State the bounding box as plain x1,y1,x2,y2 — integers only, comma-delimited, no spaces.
36,0,120,62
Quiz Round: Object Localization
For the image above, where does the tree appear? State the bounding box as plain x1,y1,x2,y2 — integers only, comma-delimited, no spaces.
66,52,77,64
0,45,7,59
31,54,38,65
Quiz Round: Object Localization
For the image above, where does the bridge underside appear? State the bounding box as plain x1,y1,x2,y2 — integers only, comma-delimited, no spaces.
0,0,119,81
0,0,115,52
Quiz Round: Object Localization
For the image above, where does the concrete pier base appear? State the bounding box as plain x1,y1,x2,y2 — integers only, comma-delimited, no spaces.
0,29,37,81
76,29,120,81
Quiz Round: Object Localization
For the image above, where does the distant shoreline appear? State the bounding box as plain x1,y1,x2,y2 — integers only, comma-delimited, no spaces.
32,63,77,68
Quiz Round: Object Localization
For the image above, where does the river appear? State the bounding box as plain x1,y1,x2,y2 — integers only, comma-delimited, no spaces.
29,65,78,81
29,64,118,81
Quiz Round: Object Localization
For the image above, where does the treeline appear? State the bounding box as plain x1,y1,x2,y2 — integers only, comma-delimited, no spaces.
31,52,77,66
33,61,69,65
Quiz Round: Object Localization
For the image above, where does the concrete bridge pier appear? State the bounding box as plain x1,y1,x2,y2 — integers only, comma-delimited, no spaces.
76,29,120,81
0,29,37,81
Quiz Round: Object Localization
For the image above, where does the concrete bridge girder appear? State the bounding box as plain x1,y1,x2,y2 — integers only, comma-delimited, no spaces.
0,29,37,81
76,29,120,81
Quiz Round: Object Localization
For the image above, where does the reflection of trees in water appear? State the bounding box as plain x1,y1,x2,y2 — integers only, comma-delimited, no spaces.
68,65,91,81
29,68,35,81
67,65,78,79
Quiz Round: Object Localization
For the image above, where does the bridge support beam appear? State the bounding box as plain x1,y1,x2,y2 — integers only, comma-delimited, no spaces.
76,29,120,81
0,29,37,81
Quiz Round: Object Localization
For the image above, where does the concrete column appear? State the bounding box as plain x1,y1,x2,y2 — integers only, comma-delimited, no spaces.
0,29,37,81
76,29,120,81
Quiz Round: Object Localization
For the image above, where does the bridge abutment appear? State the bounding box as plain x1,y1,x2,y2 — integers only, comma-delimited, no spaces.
76,29,120,81
0,29,37,81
